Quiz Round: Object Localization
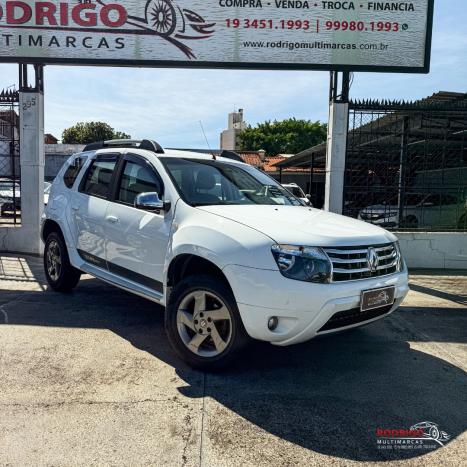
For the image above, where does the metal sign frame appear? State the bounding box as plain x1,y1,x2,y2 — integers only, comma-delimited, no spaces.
0,0,434,73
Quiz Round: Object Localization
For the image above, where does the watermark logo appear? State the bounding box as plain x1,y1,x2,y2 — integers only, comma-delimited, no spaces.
376,421,450,451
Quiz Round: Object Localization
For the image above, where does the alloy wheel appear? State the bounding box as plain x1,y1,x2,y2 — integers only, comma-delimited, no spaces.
46,240,62,282
176,290,233,357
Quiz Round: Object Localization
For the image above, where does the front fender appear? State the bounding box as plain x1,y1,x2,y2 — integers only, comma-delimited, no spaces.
164,203,278,289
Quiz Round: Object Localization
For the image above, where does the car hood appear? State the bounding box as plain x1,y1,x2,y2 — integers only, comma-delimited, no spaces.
197,205,396,246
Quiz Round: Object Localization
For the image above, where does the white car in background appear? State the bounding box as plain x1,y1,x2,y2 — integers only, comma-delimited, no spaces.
359,193,467,230
282,183,312,206
0,180,52,215
41,139,409,370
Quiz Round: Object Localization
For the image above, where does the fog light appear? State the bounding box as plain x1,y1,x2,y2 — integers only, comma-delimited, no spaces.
268,316,279,331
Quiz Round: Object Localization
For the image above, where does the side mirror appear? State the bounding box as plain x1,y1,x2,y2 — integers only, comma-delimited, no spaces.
306,194,312,200
134,192,171,213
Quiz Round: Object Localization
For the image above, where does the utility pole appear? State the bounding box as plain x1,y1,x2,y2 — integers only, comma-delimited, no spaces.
18,64,45,254
324,71,350,214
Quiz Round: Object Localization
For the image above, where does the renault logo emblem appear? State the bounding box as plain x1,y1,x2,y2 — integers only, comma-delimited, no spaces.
367,248,379,272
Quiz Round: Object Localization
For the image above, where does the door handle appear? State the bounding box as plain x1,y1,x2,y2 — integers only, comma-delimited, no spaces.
71,205,79,211
106,215,119,224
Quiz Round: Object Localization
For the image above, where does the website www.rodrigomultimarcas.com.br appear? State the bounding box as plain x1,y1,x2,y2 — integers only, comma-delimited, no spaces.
243,40,389,51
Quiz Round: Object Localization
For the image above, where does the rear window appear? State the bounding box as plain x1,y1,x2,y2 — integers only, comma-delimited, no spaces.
63,156,86,189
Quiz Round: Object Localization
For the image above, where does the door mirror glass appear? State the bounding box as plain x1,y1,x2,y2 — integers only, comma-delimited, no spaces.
134,192,170,213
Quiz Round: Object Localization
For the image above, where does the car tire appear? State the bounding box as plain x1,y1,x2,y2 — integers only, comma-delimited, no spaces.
165,275,249,371
44,232,81,293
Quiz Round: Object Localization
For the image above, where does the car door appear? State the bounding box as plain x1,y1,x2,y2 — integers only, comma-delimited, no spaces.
68,153,119,268
104,154,172,292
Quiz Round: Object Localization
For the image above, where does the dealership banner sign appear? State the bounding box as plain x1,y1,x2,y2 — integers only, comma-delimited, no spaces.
0,1,433,71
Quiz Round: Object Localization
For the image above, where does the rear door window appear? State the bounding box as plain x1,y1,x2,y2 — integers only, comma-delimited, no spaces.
81,156,118,199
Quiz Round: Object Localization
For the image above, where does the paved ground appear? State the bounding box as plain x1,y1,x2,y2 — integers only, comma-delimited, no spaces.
0,254,466,467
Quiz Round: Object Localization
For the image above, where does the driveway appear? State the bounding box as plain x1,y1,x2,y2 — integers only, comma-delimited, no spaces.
0,255,466,466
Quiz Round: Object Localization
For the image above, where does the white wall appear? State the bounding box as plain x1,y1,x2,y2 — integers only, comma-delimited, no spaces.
396,232,467,270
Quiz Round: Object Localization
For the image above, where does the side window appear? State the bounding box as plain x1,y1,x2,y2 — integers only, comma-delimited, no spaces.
81,158,117,199
63,156,86,189
117,160,162,205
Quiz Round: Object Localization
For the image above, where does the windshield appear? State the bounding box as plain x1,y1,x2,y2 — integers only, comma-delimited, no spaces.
161,158,301,207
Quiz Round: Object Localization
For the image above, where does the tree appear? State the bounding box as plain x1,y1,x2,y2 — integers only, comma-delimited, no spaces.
62,122,131,144
238,118,327,155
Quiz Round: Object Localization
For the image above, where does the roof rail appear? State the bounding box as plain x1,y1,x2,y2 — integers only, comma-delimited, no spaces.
220,150,244,163
83,139,165,154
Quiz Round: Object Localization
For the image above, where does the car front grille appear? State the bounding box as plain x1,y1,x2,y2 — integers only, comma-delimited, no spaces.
318,304,393,332
360,212,382,220
323,242,400,282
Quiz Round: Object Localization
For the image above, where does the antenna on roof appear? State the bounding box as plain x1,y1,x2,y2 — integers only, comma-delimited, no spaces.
199,120,216,160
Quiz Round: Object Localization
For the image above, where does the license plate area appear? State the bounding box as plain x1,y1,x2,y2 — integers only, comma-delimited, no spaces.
361,286,395,312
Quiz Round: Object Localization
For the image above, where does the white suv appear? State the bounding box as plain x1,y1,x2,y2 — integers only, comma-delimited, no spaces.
42,140,409,370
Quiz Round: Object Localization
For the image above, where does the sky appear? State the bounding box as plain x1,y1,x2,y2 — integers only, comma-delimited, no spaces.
0,1,465,149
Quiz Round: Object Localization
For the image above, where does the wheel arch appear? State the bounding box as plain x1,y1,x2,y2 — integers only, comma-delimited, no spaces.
41,219,63,243
166,254,235,301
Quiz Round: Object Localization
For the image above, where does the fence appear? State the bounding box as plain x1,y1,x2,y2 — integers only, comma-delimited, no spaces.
344,98,467,231
0,89,20,225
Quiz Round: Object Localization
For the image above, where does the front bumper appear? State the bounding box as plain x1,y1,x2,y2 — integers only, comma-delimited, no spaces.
223,264,409,346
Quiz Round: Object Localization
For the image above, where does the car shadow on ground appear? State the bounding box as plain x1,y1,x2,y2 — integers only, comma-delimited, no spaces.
1,270,466,462
409,283,467,306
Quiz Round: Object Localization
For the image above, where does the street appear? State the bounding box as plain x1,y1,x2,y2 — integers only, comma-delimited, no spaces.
0,254,466,466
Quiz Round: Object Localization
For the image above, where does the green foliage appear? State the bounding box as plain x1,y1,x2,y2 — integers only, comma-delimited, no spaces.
62,122,131,144
238,118,327,155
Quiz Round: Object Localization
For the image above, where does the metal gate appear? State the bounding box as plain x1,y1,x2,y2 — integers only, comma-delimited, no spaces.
0,88,20,225
343,95,467,231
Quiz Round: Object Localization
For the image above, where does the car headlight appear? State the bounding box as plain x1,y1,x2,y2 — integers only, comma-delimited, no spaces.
271,244,332,283
394,241,405,271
